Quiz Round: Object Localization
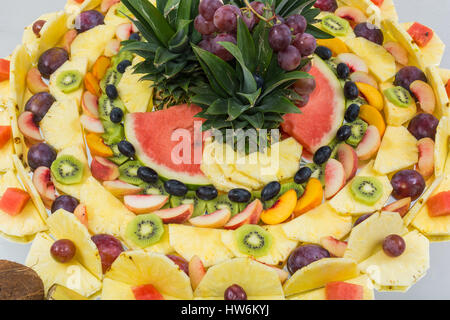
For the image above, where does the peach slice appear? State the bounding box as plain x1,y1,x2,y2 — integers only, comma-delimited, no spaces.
124,194,169,214
383,197,411,217
320,236,347,257
74,204,88,228
32,166,56,205
410,80,436,114
336,53,368,73
326,282,364,300
61,29,78,53
261,189,297,225
316,38,349,56
335,6,366,27
116,23,132,41
153,204,194,224
86,133,114,158
355,82,384,111
84,72,101,97
92,56,111,81
427,191,450,217
189,208,231,228
355,125,380,160
91,156,119,182
416,137,434,179
350,71,378,89
324,159,346,200
337,144,358,181
103,180,143,197
189,255,206,290
18,111,43,142
359,104,386,136
80,115,104,134
104,39,121,57
383,42,409,66
224,199,263,230
82,91,99,118
26,67,48,94
101,0,120,12
294,178,323,217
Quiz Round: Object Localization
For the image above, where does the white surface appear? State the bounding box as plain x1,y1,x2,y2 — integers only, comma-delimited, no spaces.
0,0,449,300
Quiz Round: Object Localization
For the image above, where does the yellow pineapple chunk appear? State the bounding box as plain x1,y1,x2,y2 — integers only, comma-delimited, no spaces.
426,66,450,119
0,109,14,172
9,44,31,110
434,116,449,177
122,225,173,254
380,82,417,126
101,278,135,300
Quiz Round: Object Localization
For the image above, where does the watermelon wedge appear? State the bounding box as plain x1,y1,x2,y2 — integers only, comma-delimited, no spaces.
125,104,211,187
282,55,345,154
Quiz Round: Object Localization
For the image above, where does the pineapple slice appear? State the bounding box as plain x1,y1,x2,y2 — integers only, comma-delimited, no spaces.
282,203,352,244
101,278,135,300
345,37,396,82
283,258,358,296
289,275,374,300
169,224,234,267
378,0,398,21
439,68,450,83
25,233,102,298
426,66,449,119
0,80,11,105
344,211,407,263
6,99,24,158
71,24,116,69
105,251,193,299
339,0,384,24
49,57,88,106
9,44,32,110
122,225,173,254
380,82,417,126
374,126,418,174
0,170,47,238
329,161,392,215
434,116,449,177
47,209,102,279
0,108,14,172
52,145,91,199
40,99,84,151
80,177,135,237
194,258,284,299
221,225,298,266
22,12,58,57
359,230,429,290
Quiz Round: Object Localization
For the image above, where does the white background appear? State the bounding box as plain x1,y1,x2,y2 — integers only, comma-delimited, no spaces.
0,0,449,300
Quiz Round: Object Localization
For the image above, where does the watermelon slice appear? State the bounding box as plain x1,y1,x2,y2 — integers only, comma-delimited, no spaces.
407,22,434,48
125,104,211,187
282,55,345,154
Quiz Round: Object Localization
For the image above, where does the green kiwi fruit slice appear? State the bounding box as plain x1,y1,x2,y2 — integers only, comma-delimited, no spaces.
108,143,129,165
100,69,122,92
119,161,143,185
383,86,413,108
56,70,82,93
346,96,367,109
170,191,207,217
112,50,134,68
207,194,240,216
305,163,325,185
346,119,368,147
321,14,350,37
98,95,125,120
50,155,84,185
125,214,164,248
101,120,124,145
350,176,383,205
140,180,168,196
235,224,273,258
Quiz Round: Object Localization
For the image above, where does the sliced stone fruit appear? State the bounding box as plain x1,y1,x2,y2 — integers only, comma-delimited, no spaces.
189,208,231,228
410,80,436,114
337,143,358,181
123,194,168,214
324,159,346,200
356,125,381,160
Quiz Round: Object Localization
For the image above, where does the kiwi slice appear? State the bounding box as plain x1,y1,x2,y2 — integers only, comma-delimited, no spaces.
56,70,82,93
306,163,325,185
119,161,143,185
346,119,368,147
170,191,207,217
50,155,84,185
100,69,122,92
346,96,367,109
98,95,125,120
108,143,129,165
383,86,412,108
350,176,383,205
264,182,304,209
321,14,350,37
125,214,164,248
207,194,240,216
140,180,168,196
102,120,124,145
235,225,273,258
112,50,134,68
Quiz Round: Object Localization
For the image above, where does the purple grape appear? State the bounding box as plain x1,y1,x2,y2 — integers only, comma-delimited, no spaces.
241,10,257,31
24,92,55,123
391,170,425,200
27,143,57,171
354,22,384,45
287,244,330,274
293,78,316,95
394,66,428,91
194,15,217,35
296,94,310,107
166,255,189,275
224,284,247,300
292,33,317,57
314,0,338,12
407,113,439,140
213,5,240,33
92,234,124,273
50,239,76,263
273,15,285,25
286,14,307,36
198,39,213,52
37,48,69,78
354,213,373,227
278,45,301,71
32,20,46,37
301,60,312,72
268,24,291,52
199,0,223,21
383,235,406,257
75,10,104,33
211,33,236,61
51,195,79,213
250,1,265,16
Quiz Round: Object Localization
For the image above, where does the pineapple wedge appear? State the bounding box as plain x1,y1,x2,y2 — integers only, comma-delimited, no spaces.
344,211,407,263
9,44,31,110
374,126,418,174
359,230,429,290
194,258,284,299
378,0,398,21
283,258,358,296
439,68,450,83
169,224,233,267
0,170,47,238
380,82,417,126
339,0,383,25
25,233,102,298
0,79,11,105
40,99,84,151
282,203,352,244
221,225,298,266
0,108,14,172
345,37,396,82
288,275,374,300
329,161,392,215
434,116,449,177
426,65,449,118
101,278,135,300
80,177,135,237
47,209,102,279
6,99,24,158
122,225,173,255
22,12,58,57
105,251,193,299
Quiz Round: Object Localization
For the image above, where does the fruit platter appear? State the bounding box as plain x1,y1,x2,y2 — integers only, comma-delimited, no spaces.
0,0,449,300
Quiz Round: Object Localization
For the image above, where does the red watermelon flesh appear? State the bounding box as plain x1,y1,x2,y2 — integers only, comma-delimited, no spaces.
125,104,211,186
281,56,345,154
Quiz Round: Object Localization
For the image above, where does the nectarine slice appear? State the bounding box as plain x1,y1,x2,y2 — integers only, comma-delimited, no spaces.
294,178,323,217
355,82,384,111
324,159,346,200
261,189,297,225
316,38,349,56
189,208,231,228
355,125,380,160
383,197,411,217
320,236,347,257
189,255,206,290
337,144,358,181
410,80,436,114
416,137,434,179
86,133,113,158
359,104,386,136
224,199,263,230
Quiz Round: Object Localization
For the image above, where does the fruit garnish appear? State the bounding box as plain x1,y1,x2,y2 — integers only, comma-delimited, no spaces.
0,59,10,82
325,281,363,300
294,178,323,216
350,176,383,205
407,22,434,48
0,187,30,216
261,189,297,224
132,284,165,300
